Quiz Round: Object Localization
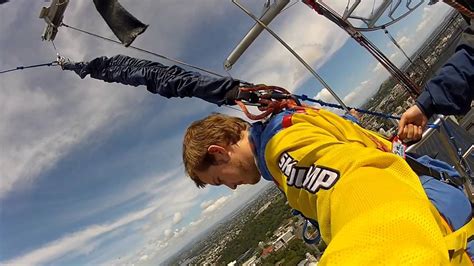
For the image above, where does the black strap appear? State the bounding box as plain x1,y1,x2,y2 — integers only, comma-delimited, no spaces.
405,156,464,187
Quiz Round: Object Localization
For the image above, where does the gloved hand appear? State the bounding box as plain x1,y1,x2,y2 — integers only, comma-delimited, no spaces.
224,85,260,105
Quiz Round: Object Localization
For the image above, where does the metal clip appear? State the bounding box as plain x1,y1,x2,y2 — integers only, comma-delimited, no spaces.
55,53,68,69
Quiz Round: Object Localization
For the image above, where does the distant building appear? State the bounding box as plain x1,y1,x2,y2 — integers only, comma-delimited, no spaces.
305,252,318,262
256,202,272,216
261,246,274,259
273,228,295,251
378,128,387,136
281,229,294,243
242,255,257,266
297,253,319,266
274,240,284,251
460,108,474,135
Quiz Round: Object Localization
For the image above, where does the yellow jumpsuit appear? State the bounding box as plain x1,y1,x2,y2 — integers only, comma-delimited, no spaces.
249,107,472,265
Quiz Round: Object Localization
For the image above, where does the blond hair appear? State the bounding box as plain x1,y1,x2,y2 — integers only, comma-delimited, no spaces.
183,113,249,188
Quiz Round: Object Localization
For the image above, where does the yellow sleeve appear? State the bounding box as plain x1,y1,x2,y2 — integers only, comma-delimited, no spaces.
264,109,450,265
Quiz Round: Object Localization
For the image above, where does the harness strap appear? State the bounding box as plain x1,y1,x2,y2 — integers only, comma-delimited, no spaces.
405,156,464,187
364,132,391,152
235,85,305,120
292,209,321,245
445,218,474,255
358,126,465,188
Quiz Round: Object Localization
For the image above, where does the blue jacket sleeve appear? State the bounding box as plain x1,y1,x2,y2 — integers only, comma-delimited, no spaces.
63,54,241,106
416,44,474,118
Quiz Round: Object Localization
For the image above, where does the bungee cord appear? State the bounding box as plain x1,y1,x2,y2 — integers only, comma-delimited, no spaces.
60,23,225,78
294,94,401,120
0,61,59,74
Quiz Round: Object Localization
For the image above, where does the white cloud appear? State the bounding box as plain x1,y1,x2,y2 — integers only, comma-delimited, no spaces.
0,76,142,198
0,0,231,199
397,36,411,50
389,52,397,60
416,6,451,33
135,175,205,238
139,254,149,261
315,79,381,111
314,88,336,103
2,206,157,265
172,212,183,224
202,195,231,214
200,199,214,209
372,62,383,73
64,168,184,227
115,183,269,265
164,229,171,238
343,91,358,106
154,212,165,222
189,218,204,228
344,75,389,108
173,227,187,239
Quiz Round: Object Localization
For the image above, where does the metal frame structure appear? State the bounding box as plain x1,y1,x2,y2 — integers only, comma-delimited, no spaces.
336,0,425,31
226,0,350,112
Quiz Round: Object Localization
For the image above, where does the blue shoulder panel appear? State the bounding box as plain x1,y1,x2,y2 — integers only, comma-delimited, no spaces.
250,110,296,181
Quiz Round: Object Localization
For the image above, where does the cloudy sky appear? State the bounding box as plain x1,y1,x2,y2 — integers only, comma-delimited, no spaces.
0,1,451,265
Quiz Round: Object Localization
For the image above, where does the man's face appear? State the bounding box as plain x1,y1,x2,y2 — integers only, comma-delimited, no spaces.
196,131,261,190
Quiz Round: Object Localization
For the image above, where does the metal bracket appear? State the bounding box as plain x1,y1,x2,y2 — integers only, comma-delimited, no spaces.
224,0,290,70
39,0,69,41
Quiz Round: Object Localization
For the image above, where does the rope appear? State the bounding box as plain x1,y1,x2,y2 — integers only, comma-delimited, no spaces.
61,23,224,78
0,61,58,74
294,94,402,120
443,0,474,18
383,27,415,65
235,85,303,120
295,94,439,129
232,84,403,121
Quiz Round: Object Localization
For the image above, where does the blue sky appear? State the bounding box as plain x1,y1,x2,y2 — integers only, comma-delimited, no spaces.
0,1,450,265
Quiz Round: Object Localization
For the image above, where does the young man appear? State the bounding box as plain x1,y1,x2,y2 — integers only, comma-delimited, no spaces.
183,107,473,265
63,49,473,265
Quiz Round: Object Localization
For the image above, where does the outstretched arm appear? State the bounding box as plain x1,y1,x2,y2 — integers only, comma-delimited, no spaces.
398,44,474,141
63,54,243,106
416,45,474,119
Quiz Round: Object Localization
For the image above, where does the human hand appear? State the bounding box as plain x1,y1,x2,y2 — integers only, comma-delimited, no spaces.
224,85,260,105
349,108,361,120
397,105,428,142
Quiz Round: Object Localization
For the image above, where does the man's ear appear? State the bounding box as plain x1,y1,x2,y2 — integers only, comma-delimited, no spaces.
208,145,230,163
